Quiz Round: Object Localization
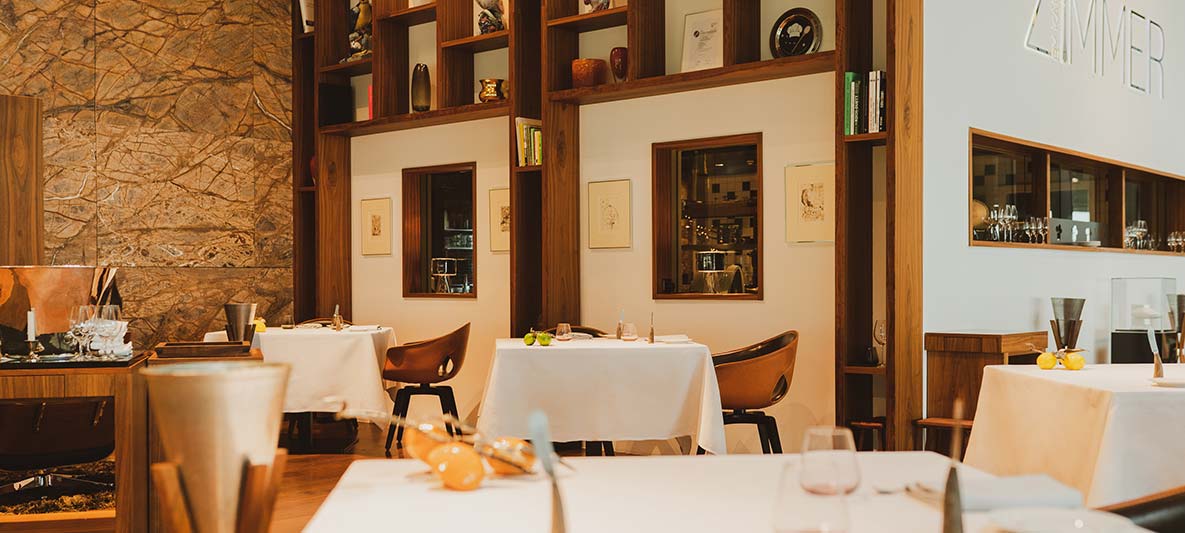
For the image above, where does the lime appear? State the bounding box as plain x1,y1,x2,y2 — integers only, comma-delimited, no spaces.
523,333,536,345
538,332,552,346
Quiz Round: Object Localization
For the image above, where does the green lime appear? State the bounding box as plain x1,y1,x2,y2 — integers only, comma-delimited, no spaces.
523,333,536,345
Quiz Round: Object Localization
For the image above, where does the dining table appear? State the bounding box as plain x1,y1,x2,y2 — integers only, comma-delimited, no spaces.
965,363,1185,507
204,326,396,415
477,337,727,455
301,451,1146,532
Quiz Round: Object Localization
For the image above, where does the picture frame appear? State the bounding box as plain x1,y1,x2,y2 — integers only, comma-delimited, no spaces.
360,197,392,255
785,162,835,243
680,9,724,73
588,179,631,249
298,0,314,33
488,188,511,252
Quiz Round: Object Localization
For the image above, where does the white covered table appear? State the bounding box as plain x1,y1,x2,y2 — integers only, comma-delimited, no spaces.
303,452,1104,532
477,338,727,455
965,364,1185,506
204,327,396,415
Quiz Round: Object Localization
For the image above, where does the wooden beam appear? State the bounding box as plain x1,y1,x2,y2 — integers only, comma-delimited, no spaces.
0,94,44,265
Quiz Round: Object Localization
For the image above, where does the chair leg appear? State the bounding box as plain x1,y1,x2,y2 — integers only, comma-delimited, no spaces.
439,386,462,436
764,416,783,454
756,418,772,454
585,441,601,456
602,441,615,456
386,388,411,453
301,412,314,450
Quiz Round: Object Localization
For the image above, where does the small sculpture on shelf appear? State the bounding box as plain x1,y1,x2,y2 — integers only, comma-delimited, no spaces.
476,0,506,34
342,0,374,63
571,58,608,88
584,0,611,13
412,64,431,112
478,78,507,103
610,47,628,82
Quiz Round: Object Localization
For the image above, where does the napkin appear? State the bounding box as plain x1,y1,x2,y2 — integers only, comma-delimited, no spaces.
348,325,381,331
655,334,692,343
917,475,1082,511
89,319,134,356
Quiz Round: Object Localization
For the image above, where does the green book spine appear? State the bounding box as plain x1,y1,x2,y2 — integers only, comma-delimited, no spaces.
843,72,855,135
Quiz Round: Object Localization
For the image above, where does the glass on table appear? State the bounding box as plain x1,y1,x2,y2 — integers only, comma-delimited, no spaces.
69,305,97,357
772,461,849,533
555,323,573,341
620,323,638,341
800,426,860,495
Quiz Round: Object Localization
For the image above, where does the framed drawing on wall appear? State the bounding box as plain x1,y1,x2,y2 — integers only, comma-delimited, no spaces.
488,188,510,252
360,197,392,255
588,179,631,249
785,162,835,243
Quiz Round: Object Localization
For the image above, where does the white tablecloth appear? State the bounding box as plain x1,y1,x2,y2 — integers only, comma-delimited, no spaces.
304,452,1117,532
966,364,1185,506
204,327,396,415
477,338,727,455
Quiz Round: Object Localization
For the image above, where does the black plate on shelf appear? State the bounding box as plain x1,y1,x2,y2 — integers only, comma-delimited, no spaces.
770,8,823,58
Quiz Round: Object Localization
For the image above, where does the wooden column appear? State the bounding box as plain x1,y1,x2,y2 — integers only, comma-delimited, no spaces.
0,94,44,265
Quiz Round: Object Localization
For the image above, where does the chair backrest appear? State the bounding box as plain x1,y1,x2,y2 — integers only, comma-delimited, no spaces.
542,325,608,337
1100,485,1185,533
0,398,116,470
712,331,799,410
383,323,471,384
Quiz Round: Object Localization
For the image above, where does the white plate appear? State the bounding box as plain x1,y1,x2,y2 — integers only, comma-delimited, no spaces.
988,507,1136,532
1150,377,1185,388
297,323,324,329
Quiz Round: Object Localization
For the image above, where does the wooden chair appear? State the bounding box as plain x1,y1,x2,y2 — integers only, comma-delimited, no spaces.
710,331,798,454
0,399,116,497
913,418,974,458
383,323,471,453
542,325,608,337
1100,485,1185,533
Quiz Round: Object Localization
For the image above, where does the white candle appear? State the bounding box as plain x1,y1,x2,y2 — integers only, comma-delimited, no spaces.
26,309,36,341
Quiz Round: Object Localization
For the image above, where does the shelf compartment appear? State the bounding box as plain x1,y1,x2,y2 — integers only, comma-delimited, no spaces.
843,365,886,376
319,100,510,137
547,6,629,32
514,165,542,173
320,57,373,77
844,131,888,146
379,2,437,26
441,30,510,53
550,51,835,105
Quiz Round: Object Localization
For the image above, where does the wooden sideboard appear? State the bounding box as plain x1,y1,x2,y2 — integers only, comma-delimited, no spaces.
925,330,1047,420
0,357,148,533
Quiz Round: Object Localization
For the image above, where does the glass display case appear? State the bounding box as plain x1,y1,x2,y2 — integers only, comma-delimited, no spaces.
1111,277,1177,363
970,144,1040,243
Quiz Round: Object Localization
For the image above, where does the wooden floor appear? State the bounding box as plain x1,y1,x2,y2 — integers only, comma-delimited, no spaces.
271,454,365,533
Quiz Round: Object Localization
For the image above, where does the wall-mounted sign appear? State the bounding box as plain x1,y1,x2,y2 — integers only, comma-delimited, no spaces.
1025,0,1166,98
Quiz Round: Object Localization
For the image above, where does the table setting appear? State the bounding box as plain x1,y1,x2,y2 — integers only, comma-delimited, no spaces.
1,303,137,368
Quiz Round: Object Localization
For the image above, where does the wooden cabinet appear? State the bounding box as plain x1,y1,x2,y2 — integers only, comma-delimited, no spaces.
924,330,1046,420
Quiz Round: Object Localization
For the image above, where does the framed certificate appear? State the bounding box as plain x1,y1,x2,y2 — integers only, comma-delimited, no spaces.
681,9,724,73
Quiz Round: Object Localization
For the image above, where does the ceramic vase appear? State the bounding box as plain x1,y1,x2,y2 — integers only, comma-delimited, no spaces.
571,58,608,88
610,47,628,82
478,78,507,102
412,64,431,112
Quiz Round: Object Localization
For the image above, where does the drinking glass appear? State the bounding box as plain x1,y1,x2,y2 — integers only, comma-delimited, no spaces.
800,427,860,495
97,305,122,358
282,314,295,329
555,323,573,341
620,323,638,341
772,461,849,533
70,305,96,357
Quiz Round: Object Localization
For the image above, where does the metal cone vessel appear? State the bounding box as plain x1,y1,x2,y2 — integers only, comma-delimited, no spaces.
142,362,289,533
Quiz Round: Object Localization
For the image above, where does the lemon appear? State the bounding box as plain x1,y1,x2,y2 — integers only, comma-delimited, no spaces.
523,332,536,345
1064,353,1086,371
538,332,553,346
1037,352,1057,370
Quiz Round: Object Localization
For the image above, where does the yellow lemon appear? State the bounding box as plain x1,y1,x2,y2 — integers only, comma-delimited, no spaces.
427,443,485,491
1064,353,1086,371
403,422,451,462
1037,352,1057,370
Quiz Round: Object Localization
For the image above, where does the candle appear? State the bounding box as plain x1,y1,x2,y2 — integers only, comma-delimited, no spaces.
26,308,36,341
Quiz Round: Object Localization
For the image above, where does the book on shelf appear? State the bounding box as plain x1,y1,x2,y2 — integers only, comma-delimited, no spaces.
514,117,542,166
844,70,886,136
298,0,314,33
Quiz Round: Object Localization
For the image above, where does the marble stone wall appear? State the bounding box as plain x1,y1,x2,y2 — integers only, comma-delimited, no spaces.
1,0,294,346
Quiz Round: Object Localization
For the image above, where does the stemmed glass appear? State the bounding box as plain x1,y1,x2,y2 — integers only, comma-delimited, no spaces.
555,323,573,341
94,305,122,359
800,426,861,495
70,305,97,359
987,205,1000,241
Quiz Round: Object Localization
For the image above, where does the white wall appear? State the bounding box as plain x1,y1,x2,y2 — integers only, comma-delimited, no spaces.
579,73,836,453
924,0,1185,359
351,117,511,422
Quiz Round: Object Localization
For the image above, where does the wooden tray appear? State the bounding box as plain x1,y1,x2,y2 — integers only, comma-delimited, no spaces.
152,341,252,359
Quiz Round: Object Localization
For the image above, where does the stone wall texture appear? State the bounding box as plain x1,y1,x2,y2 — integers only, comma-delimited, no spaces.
0,0,294,346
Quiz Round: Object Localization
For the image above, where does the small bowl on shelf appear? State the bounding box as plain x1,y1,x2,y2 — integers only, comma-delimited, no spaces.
571,59,608,89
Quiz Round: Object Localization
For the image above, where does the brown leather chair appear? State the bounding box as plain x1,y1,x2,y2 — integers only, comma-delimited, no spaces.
1100,486,1185,533
541,325,608,337
711,331,798,454
383,323,471,453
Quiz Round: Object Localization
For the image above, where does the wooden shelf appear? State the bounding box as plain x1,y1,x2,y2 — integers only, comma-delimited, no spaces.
843,365,886,376
379,2,436,26
441,30,510,53
319,101,510,137
845,131,888,146
971,239,1185,257
514,165,542,173
296,185,316,192
296,32,314,41
547,6,629,32
549,51,835,105
319,57,372,77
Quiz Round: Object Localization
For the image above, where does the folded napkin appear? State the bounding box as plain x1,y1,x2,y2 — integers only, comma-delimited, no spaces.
89,319,133,356
916,475,1082,511
347,325,381,331
655,334,692,343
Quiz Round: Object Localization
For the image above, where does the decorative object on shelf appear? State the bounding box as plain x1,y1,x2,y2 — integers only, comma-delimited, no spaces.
873,319,888,365
582,0,612,13
476,0,507,34
360,197,392,256
412,63,431,112
298,0,315,33
769,8,822,58
610,47,628,82
571,58,608,88
342,0,374,63
785,162,835,243
478,78,508,102
588,179,631,249
488,188,511,252
680,9,724,73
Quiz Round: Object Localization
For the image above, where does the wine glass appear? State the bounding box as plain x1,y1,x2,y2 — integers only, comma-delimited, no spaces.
620,323,638,341
800,427,860,495
772,461,849,533
97,305,122,358
555,323,573,341
70,305,96,358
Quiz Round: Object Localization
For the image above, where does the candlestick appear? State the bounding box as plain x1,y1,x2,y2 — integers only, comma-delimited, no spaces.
26,308,36,341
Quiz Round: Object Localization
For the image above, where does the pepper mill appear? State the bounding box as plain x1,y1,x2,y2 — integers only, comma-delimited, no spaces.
648,312,655,344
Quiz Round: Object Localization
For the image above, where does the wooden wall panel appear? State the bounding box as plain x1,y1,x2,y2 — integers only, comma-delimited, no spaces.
627,0,664,80
315,134,352,319
541,101,580,328
0,94,44,266
723,0,761,66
